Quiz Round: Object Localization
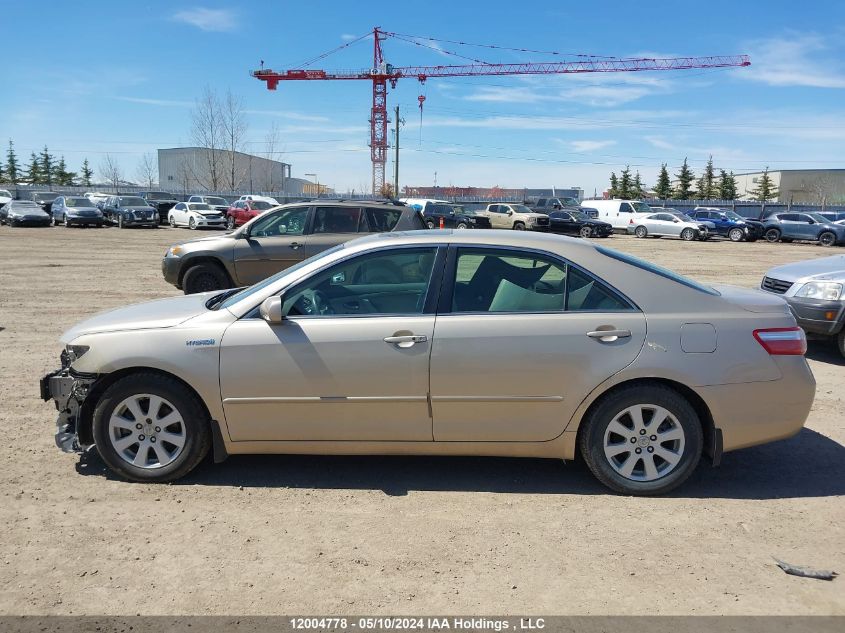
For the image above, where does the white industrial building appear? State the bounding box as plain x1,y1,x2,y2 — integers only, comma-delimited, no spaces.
734,169,845,204
158,147,293,194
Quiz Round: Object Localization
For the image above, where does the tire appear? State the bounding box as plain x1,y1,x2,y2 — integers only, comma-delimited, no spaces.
456,222,468,229
728,228,744,242
513,222,526,230
182,262,229,294
818,231,836,247
169,215,176,228
579,225,593,238
92,372,211,483
764,228,781,243
634,225,648,238
51,215,57,227
578,384,703,496
64,218,71,227
838,330,845,359
227,216,235,231
426,220,436,229
188,217,197,230
681,228,695,241
118,215,124,229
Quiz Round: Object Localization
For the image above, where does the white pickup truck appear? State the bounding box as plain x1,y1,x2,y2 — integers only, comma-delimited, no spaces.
476,203,551,231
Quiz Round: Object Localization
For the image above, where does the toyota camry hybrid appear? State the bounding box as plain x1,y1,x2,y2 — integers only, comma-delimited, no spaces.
41,231,815,495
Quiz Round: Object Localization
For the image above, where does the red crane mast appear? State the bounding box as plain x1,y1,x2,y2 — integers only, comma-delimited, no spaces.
252,27,751,195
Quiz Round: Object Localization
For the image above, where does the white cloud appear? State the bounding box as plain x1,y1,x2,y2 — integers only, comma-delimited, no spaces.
569,140,616,153
111,96,192,107
742,33,845,88
243,109,331,123
172,8,237,32
340,33,357,41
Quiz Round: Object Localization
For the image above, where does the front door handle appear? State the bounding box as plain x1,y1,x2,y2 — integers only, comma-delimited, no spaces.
586,329,632,342
289,242,303,250
383,334,428,348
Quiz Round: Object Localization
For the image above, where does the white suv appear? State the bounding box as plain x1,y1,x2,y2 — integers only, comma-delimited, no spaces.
478,203,550,231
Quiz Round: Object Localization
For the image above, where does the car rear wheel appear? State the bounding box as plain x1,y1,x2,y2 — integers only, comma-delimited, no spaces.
182,263,229,294
634,225,648,238
579,384,703,495
92,373,211,483
681,228,696,241
728,228,744,242
426,219,436,229
169,215,176,228
818,231,836,247
579,225,593,238
764,228,781,242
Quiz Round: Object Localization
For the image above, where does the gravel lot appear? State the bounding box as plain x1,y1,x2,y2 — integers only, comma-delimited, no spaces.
0,225,842,615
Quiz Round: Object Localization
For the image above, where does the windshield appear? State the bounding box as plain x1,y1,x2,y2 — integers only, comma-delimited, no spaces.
510,204,534,214
807,213,829,223
218,243,347,310
559,197,579,206
66,197,95,207
0,190,11,197
188,203,212,211
205,196,227,205
253,201,273,210
597,246,719,296
631,202,651,213
427,204,454,215
119,197,149,207
145,192,172,200
569,211,588,220
723,210,743,221
32,193,56,202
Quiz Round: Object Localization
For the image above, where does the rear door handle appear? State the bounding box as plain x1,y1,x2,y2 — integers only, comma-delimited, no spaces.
586,329,631,342
384,334,428,348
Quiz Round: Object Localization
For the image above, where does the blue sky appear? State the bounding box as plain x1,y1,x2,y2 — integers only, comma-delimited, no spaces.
3,0,845,195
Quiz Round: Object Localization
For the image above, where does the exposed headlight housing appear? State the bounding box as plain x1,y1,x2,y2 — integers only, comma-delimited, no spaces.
795,281,843,301
65,344,90,363
168,245,183,257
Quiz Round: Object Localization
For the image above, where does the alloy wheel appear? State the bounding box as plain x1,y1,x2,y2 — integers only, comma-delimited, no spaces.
580,226,592,238
603,404,685,482
107,393,186,469
819,232,835,247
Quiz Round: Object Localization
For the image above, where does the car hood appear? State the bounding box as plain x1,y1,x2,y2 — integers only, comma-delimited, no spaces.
14,208,49,217
61,292,217,342
120,206,156,212
176,233,238,252
765,254,845,284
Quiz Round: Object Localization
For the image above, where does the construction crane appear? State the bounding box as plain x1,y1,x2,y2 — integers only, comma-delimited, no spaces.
252,27,750,195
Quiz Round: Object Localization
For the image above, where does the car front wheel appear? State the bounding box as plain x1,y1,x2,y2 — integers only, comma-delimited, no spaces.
578,384,703,495
579,225,593,238
838,330,845,359
681,228,696,241
182,263,229,294
189,217,197,230
729,228,744,242
513,222,525,230
92,372,211,483
818,231,836,247
226,216,235,230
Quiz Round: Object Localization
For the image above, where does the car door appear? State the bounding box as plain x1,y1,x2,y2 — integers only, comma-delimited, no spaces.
306,206,366,257
169,203,184,225
429,246,646,441
232,206,311,285
795,214,817,240
219,245,444,442
551,211,574,234
777,213,800,239
485,205,503,229
52,197,64,222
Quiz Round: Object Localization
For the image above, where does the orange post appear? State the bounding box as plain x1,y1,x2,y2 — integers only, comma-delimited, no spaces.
439,216,444,229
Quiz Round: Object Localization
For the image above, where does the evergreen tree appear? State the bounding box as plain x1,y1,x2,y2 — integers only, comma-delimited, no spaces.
55,156,76,185
39,146,54,186
718,169,738,200
608,172,619,198
80,158,94,187
0,158,4,183
697,155,716,199
25,152,42,184
673,158,695,200
5,140,19,184
632,171,645,198
654,163,671,200
618,165,633,199
749,167,779,201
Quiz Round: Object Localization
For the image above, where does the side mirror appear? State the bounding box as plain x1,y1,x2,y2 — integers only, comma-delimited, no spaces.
259,296,284,324
507,210,513,216
673,219,680,223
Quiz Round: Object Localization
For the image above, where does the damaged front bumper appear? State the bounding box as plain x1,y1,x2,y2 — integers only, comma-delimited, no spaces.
40,355,97,453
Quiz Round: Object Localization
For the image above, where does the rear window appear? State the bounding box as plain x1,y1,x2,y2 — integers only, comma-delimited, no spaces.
364,207,403,232
596,246,720,296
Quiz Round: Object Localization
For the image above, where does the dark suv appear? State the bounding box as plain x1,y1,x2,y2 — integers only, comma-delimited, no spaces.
419,202,491,229
762,212,845,247
138,191,179,223
101,195,159,228
690,207,763,242
162,201,426,294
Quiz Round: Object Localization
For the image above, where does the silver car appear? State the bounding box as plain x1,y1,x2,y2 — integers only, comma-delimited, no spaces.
628,212,709,241
41,231,814,495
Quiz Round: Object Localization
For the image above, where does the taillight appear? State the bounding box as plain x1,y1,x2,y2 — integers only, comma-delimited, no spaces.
753,327,807,355
629,218,634,224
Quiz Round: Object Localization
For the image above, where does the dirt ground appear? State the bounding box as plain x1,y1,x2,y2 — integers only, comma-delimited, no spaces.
0,224,842,616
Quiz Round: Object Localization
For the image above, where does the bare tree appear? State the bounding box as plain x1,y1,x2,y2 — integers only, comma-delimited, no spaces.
221,89,248,191
176,160,191,195
190,86,224,191
99,154,123,191
135,153,158,189
263,121,284,193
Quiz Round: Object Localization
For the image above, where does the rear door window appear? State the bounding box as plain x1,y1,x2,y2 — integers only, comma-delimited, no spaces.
312,207,363,234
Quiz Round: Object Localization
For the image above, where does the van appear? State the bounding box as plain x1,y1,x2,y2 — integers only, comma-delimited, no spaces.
585,199,653,231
